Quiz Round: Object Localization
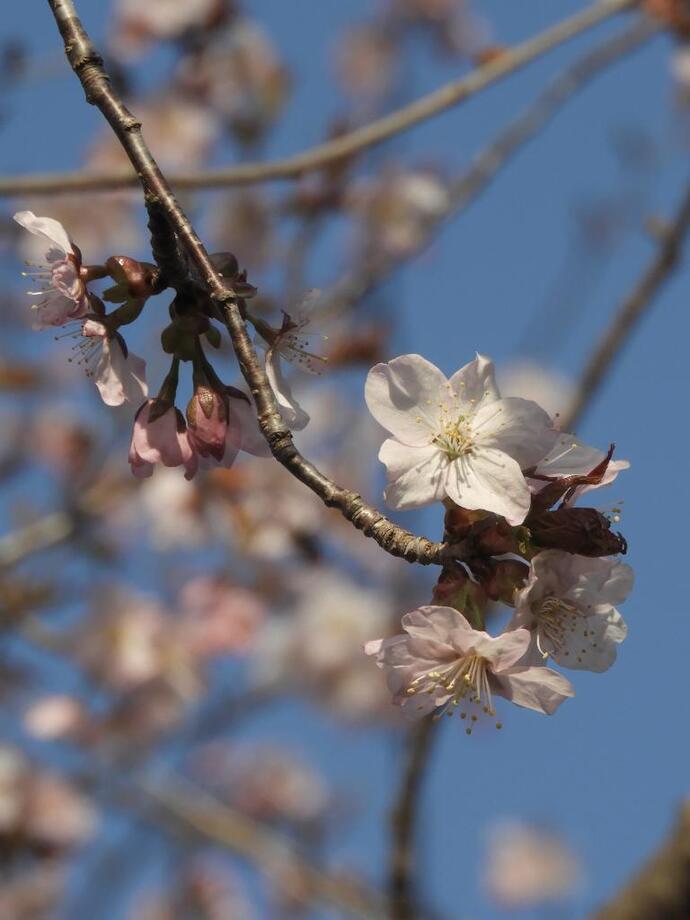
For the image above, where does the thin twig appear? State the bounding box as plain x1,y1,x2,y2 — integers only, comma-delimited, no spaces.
592,801,690,920
563,180,690,430
316,17,656,326
43,0,479,567
4,0,640,198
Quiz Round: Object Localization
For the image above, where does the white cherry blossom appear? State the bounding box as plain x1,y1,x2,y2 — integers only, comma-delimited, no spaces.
510,550,632,671
365,606,574,730
14,210,89,329
365,353,557,525
264,291,326,431
81,319,148,407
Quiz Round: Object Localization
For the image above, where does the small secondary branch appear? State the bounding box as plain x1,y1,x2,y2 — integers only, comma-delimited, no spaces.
593,802,690,920
564,179,690,430
6,0,640,198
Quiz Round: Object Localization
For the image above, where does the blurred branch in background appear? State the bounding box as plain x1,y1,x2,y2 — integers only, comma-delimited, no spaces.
564,177,690,430
0,0,640,197
593,801,690,920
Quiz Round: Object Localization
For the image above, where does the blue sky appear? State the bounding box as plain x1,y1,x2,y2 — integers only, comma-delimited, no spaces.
1,2,688,918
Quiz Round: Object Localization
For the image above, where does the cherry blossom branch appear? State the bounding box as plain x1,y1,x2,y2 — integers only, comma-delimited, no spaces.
317,17,656,326
563,179,690,430
44,0,481,567
592,802,690,920
4,0,639,199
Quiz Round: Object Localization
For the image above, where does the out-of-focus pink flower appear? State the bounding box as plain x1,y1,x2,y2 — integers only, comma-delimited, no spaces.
177,19,289,142
336,25,397,104
25,774,96,847
366,606,574,727
178,576,265,657
110,0,225,58
129,400,198,480
209,190,273,271
81,319,148,407
14,210,89,329
484,819,582,909
253,569,395,720
194,743,330,825
347,169,449,259
23,695,88,741
88,94,219,173
77,592,202,700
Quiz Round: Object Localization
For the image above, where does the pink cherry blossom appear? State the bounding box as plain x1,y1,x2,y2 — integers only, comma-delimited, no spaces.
129,400,198,480
14,210,89,329
365,605,574,729
365,353,558,525
510,550,632,672
80,319,148,407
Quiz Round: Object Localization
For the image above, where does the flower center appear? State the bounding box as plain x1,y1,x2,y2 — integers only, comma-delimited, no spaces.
533,595,583,662
434,416,473,460
406,653,502,734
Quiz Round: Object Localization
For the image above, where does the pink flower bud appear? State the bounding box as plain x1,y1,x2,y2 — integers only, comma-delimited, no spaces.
186,386,229,462
129,400,198,480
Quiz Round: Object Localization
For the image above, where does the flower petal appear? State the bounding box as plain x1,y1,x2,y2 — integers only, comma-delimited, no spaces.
445,448,531,525
226,395,271,458
473,629,532,671
447,353,500,411
14,210,73,255
265,348,310,430
365,354,446,446
472,397,556,468
379,439,447,509
492,666,574,715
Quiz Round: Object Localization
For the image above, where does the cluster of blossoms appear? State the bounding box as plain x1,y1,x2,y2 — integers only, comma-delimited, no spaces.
364,353,632,733
13,211,323,481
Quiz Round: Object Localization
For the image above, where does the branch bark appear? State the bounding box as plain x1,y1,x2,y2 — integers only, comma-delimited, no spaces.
593,802,690,920
6,0,640,198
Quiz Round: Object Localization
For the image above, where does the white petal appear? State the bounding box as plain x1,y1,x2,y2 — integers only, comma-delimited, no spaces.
547,611,622,673
14,210,73,256
492,666,574,715
379,439,447,509
265,348,310,430
472,397,556,468
447,353,500,410
474,629,532,671
365,354,446,446
445,448,531,526
94,339,147,407
226,396,271,458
